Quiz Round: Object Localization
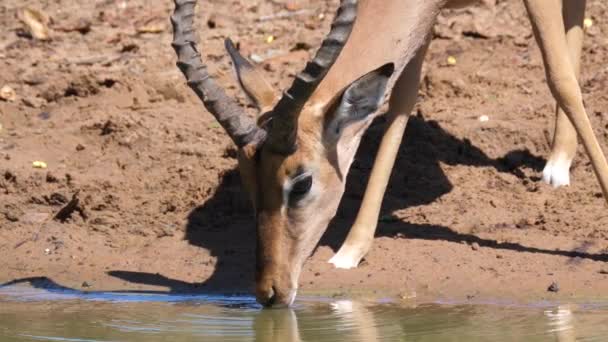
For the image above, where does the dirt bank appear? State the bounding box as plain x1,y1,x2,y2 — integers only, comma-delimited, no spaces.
1,0,607,304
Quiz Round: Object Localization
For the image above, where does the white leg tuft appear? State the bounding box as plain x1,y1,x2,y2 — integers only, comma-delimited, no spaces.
328,245,366,269
542,155,572,188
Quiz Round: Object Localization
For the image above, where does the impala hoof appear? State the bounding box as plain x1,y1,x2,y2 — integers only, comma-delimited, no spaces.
542,156,572,188
328,249,363,269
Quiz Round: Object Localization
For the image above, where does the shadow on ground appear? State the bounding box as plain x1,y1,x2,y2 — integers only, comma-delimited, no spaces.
8,115,604,295
98,115,608,291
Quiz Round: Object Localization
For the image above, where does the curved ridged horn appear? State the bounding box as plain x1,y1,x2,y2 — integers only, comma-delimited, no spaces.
171,0,266,148
267,0,358,154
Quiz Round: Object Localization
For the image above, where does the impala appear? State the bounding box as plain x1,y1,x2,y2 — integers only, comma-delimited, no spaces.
171,0,608,307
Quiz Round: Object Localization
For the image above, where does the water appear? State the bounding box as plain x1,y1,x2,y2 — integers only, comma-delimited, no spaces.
1,286,607,341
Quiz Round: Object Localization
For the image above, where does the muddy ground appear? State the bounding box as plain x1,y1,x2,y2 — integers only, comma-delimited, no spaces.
1,0,607,304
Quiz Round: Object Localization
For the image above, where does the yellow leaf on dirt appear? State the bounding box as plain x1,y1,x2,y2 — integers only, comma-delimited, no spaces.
19,8,51,40
32,161,48,169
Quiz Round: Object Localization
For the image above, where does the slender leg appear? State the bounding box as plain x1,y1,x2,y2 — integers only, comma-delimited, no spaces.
329,42,429,269
542,0,585,187
525,0,608,203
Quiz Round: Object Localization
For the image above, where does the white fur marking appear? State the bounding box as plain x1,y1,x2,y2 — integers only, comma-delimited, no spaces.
328,247,364,269
542,155,572,188
287,289,297,307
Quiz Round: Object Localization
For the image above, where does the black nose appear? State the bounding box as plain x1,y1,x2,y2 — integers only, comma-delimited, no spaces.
257,286,277,307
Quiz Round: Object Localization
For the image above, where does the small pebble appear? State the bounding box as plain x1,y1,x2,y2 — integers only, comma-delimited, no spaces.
44,248,51,255
22,97,45,108
265,35,275,44
0,85,16,102
447,56,457,66
547,281,559,292
479,115,489,122
471,242,480,251
584,18,593,30
81,281,92,288
46,171,58,183
38,111,51,120
5,212,19,222
249,54,263,63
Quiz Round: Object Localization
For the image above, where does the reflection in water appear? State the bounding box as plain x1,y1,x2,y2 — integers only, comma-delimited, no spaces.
545,305,575,342
252,300,387,342
254,309,302,342
331,300,380,342
1,286,608,341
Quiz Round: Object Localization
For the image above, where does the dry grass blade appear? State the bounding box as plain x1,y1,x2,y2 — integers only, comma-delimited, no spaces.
136,16,166,34
19,7,51,40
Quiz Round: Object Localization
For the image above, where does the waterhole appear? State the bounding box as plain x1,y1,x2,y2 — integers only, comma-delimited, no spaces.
0,286,607,341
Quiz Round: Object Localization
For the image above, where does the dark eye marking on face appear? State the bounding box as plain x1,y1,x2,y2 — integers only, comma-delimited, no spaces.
288,170,313,206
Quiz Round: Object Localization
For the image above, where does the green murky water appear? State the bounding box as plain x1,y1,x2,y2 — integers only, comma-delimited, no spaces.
0,286,607,341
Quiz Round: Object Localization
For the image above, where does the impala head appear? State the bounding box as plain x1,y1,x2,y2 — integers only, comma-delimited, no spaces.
172,0,393,307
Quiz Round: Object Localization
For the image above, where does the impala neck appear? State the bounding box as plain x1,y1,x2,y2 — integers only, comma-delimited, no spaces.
309,0,446,108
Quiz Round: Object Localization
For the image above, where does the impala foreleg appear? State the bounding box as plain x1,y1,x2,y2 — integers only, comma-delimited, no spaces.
542,0,585,188
525,0,608,203
329,43,429,269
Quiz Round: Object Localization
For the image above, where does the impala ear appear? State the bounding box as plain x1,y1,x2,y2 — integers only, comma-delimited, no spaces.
324,63,394,143
225,38,278,115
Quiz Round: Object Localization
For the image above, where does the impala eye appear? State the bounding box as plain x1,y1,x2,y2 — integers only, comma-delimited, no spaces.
289,174,313,204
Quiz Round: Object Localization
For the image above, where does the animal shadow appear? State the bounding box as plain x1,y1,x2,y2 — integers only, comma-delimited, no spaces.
109,114,574,293
322,113,545,247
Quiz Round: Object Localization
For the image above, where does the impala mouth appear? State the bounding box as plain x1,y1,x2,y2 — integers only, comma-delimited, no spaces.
257,286,277,307
256,285,297,308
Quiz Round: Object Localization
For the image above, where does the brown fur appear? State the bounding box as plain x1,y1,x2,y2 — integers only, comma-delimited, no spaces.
219,0,608,307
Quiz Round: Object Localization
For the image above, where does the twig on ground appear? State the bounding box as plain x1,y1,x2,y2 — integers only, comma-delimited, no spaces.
65,54,124,66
